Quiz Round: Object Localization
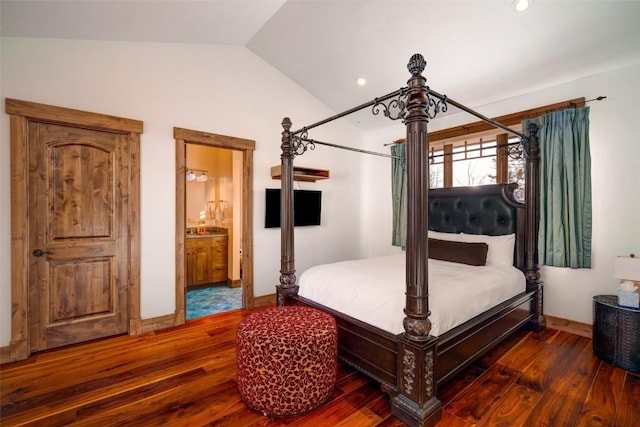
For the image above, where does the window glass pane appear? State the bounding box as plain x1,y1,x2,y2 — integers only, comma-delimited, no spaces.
452,146,466,161
430,163,444,188
429,149,444,165
466,144,480,158
483,146,497,156
508,156,526,201
452,157,496,187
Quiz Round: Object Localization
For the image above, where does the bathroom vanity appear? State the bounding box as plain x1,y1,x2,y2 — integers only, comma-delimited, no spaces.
185,228,228,288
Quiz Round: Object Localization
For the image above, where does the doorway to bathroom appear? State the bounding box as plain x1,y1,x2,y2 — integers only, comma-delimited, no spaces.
174,127,255,322
185,144,241,319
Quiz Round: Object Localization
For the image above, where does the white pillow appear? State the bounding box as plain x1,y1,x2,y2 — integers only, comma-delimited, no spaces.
457,233,515,266
427,230,515,266
428,230,460,241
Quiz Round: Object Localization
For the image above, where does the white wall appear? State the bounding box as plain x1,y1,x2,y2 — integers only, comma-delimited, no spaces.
361,63,640,325
0,37,365,347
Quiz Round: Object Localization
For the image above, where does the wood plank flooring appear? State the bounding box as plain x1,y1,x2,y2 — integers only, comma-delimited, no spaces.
1,308,638,426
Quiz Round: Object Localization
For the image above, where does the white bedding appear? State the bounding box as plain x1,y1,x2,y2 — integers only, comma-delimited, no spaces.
298,254,525,337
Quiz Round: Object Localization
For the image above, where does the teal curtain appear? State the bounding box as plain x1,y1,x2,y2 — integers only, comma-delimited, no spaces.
525,107,592,268
391,144,406,247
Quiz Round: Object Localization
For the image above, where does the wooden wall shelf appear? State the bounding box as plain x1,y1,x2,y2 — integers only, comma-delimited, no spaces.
271,165,330,182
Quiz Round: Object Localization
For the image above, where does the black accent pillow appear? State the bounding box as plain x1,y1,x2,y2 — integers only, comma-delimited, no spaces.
428,238,488,266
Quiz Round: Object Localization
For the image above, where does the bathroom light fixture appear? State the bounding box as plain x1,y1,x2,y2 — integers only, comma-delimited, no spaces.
513,0,531,12
186,167,208,182
356,77,367,86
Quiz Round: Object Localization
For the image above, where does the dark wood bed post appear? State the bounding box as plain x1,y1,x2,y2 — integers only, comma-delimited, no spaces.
276,117,298,305
524,122,545,330
390,54,442,427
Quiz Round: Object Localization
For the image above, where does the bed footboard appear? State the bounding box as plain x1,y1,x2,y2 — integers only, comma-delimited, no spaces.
286,289,536,425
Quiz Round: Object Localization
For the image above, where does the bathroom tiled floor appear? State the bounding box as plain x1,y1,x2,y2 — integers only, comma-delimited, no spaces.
186,285,242,320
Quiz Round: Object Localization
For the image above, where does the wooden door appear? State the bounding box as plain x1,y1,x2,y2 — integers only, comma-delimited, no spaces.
28,122,130,351
6,98,142,362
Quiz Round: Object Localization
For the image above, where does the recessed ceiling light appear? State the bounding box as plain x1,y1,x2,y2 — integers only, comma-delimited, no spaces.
513,0,531,12
356,77,367,86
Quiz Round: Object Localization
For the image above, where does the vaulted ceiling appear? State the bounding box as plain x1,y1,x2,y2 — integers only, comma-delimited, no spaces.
2,0,639,130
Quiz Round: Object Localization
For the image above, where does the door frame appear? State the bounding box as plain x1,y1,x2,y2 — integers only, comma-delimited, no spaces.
174,127,255,319
5,99,143,362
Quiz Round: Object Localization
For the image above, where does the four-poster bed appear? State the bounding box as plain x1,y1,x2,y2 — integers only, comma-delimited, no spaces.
276,54,544,427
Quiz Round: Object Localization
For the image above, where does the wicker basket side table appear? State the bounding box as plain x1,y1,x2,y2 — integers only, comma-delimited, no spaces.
592,294,640,373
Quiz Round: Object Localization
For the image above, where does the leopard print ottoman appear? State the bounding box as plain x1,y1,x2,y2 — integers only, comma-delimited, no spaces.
236,306,337,418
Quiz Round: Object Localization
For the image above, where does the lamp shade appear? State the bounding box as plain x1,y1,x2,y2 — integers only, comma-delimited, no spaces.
614,256,640,281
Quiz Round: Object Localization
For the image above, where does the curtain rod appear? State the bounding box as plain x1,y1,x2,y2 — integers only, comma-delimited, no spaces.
545,95,606,109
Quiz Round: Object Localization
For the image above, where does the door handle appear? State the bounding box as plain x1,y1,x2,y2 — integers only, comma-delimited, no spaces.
32,249,52,257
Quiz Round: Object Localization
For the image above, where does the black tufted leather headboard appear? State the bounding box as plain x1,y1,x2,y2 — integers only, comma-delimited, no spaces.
428,183,525,270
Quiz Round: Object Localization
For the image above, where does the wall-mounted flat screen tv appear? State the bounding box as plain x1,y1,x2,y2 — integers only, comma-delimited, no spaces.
265,188,322,228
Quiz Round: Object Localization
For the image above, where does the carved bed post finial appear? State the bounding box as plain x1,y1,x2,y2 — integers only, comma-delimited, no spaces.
277,117,298,305
407,53,427,76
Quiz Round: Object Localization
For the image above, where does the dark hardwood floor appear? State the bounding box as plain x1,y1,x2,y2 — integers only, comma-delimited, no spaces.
1,308,638,426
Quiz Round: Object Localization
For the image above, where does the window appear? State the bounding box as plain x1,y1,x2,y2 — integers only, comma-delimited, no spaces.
428,134,519,195
420,98,586,201
451,139,497,187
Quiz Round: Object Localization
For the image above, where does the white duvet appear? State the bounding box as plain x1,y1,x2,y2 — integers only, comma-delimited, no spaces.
298,254,525,336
